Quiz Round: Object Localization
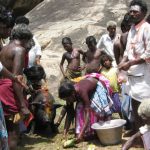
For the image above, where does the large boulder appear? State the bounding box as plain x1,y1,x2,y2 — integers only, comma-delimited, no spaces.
0,0,43,16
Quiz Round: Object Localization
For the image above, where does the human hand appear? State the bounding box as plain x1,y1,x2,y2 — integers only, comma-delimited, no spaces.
78,66,85,71
118,62,131,71
105,115,112,121
20,106,31,118
14,75,28,88
76,134,83,143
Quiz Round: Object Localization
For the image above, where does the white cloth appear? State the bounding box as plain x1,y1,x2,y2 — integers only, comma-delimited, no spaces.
97,33,120,66
28,36,42,68
139,124,150,135
0,62,3,72
124,20,150,101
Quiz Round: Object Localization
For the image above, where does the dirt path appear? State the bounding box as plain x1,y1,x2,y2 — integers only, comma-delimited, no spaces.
17,131,144,150
17,106,144,150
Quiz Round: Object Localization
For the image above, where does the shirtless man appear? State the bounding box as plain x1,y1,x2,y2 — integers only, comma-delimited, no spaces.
0,24,33,149
60,37,82,79
83,36,105,73
113,13,131,64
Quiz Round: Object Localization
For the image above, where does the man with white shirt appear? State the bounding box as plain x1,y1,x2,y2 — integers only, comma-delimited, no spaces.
97,21,120,66
119,0,150,132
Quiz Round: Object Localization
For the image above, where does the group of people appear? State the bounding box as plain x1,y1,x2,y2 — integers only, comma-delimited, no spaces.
0,0,150,149
0,6,43,150
58,0,150,149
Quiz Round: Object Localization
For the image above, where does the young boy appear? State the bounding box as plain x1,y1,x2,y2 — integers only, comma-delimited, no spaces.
83,36,105,74
60,37,83,79
122,99,150,150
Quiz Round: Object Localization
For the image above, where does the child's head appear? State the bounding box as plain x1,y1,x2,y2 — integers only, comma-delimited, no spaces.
86,36,97,50
62,37,72,52
85,63,101,74
100,54,113,69
138,99,150,125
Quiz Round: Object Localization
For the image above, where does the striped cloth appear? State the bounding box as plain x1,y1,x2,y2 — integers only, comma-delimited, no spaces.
90,81,113,117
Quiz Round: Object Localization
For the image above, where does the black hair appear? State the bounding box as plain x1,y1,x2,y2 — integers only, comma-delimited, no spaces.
146,14,150,24
100,54,113,67
0,5,6,14
129,0,147,15
11,24,33,40
0,14,7,24
0,8,15,28
62,37,72,45
86,36,97,45
24,65,46,81
15,16,29,25
121,13,131,33
58,81,75,99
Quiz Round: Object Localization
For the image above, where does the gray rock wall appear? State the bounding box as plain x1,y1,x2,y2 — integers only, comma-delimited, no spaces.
0,0,43,16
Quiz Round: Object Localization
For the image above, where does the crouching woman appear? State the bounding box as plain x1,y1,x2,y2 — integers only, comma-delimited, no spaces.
58,77,112,142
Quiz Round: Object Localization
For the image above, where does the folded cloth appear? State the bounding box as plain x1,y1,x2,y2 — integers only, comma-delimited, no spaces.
90,81,113,117
65,68,81,80
0,79,20,116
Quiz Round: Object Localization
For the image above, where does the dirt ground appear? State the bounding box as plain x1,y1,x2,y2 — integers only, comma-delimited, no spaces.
17,105,144,150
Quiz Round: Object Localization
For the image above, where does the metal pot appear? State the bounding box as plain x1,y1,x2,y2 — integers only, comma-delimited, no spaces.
91,119,126,145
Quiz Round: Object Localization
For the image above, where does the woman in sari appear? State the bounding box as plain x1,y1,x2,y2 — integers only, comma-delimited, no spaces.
58,75,112,142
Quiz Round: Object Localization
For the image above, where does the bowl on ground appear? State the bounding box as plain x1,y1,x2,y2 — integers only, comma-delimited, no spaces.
91,119,126,145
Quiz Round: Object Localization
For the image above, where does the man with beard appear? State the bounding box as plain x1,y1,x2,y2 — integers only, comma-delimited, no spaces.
118,0,150,133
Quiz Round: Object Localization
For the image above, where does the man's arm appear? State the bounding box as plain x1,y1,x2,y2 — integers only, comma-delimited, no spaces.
76,80,93,141
12,47,30,115
122,132,141,150
35,55,41,65
60,54,66,78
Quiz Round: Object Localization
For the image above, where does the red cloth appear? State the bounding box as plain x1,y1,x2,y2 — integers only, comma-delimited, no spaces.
0,79,20,115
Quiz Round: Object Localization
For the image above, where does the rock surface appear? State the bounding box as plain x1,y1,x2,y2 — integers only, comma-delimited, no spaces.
26,0,150,96
0,0,43,16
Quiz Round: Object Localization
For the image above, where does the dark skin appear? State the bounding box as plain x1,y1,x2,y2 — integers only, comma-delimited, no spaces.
122,116,150,150
118,5,146,71
64,78,97,141
0,39,31,150
0,22,8,50
1,66,25,85
0,39,30,115
84,42,105,73
64,78,111,142
60,43,83,78
114,31,129,65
